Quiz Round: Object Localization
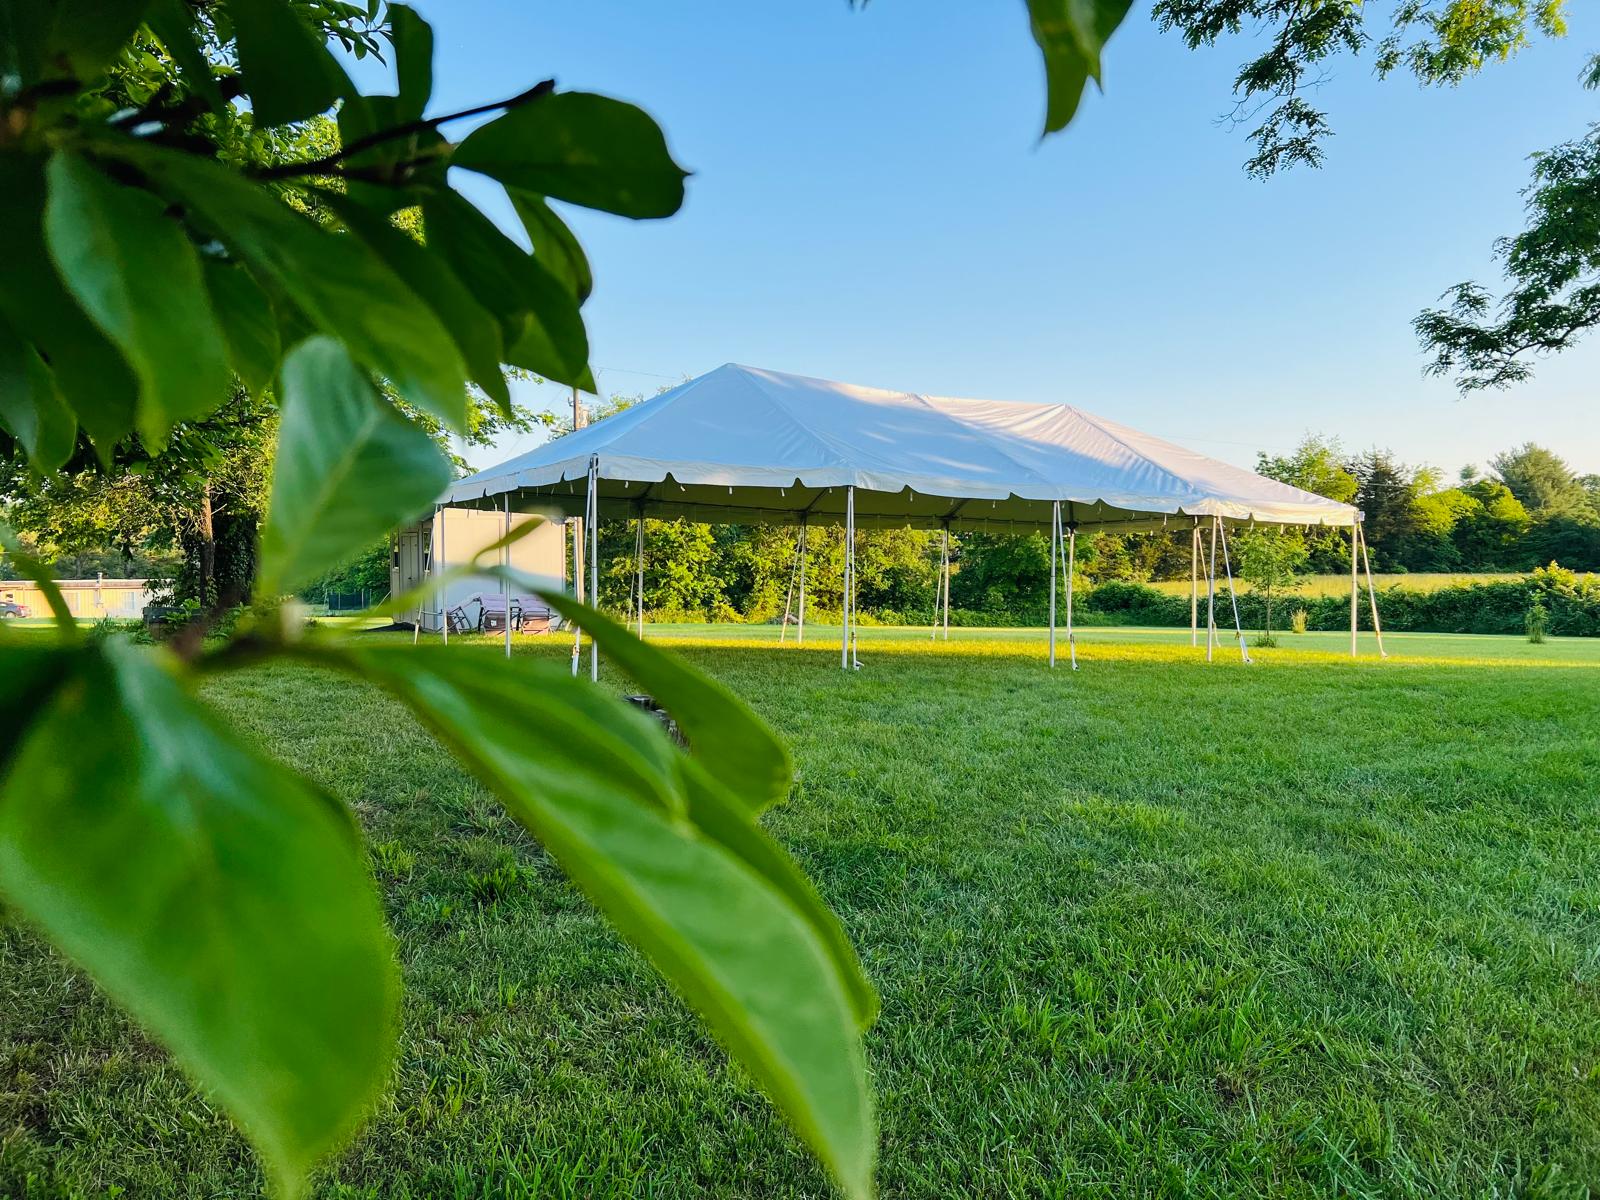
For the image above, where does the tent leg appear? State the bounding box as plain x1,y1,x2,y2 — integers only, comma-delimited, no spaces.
635,510,645,639
589,457,599,682
1049,501,1059,668
1359,522,1387,658
781,527,800,644
842,488,853,670
1190,523,1199,648
1066,526,1078,670
570,514,582,676
798,523,807,646
503,495,512,659
1218,521,1251,664
941,527,950,640
1206,518,1218,662
1350,522,1359,658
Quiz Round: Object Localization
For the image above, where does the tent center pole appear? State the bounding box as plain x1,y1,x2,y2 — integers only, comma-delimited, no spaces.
1218,520,1250,664
1206,517,1219,663
1358,520,1386,658
1066,525,1078,670
589,457,599,681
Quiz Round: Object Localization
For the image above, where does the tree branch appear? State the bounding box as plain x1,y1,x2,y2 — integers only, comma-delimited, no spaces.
248,78,555,181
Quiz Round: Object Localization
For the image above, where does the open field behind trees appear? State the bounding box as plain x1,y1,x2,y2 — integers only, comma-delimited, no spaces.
4,629,1598,1199
1146,573,1527,598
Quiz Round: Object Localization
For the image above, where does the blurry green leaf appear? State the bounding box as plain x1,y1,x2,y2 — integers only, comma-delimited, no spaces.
508,189,593,304
0,645,71,760
542,594,792,814
0,639,399,1198
1026,0,1133,133
202,259,282,397
144,0,226,112
0,153,138,451
112,140,469,426
454,92,688,220
389,3,433,123
324,193,510,411
0,316,77,472
343,644,875,1199
44,151,233,442
421,190,590,388
230,0,350,126
258,337,450,597
43,0,153,83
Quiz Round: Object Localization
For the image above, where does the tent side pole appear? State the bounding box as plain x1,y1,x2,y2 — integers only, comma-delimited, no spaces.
1190,523,1199,648
1206,517,1218,662
503,495,511,659
439,505,448,645
570,512,582,676
1359,521,1387,658
1049,502,1059,668
780,532,797,644
842,488,853,670
942,525,951,641
589,457,599,681
1067,525,1078,670
798,522,807,646
1350,520,1359,658
635,508,645,639
1218,520,1251,664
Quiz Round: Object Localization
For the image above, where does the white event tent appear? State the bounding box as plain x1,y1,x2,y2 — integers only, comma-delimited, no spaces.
437,364,1386,672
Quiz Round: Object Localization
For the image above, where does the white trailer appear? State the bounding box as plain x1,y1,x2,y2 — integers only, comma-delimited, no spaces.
391,507,565,632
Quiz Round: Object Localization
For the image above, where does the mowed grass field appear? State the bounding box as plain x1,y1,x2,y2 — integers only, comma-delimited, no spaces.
3,627,1599,1198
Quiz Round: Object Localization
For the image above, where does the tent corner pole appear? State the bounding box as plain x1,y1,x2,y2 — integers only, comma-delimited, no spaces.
1218,520,1250,664
503,495,511,659
1350,519,1359,658
569,510,581,676
1358,520,1387,658
841,488,853,670
941,525,950,640
1048,502,1059,668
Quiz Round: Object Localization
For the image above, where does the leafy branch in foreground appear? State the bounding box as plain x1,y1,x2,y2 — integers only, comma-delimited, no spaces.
0,1,1129,1196
1417,71,1600,392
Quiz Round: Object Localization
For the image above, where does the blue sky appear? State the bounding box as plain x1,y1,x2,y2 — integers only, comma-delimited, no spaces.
357,2,1599,478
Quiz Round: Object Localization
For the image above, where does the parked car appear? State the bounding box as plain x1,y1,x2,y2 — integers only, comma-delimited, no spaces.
0,597,29,619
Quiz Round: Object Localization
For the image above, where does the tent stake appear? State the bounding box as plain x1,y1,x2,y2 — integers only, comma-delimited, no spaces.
1217,520,1250,664
1359,521,1387,658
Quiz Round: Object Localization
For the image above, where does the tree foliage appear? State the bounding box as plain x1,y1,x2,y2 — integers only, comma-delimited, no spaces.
1153,0,1569,177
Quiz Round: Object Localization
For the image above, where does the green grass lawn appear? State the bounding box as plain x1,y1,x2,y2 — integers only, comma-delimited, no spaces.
4,628,1599,1198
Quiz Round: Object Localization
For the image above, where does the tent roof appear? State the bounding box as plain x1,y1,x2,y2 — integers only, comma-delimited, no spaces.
444,364,1356,531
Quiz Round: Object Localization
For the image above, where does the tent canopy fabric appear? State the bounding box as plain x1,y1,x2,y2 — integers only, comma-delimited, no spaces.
443,364,1356,532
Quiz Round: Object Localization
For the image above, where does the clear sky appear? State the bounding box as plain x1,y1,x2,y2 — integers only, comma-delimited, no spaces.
358,1,1600,478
